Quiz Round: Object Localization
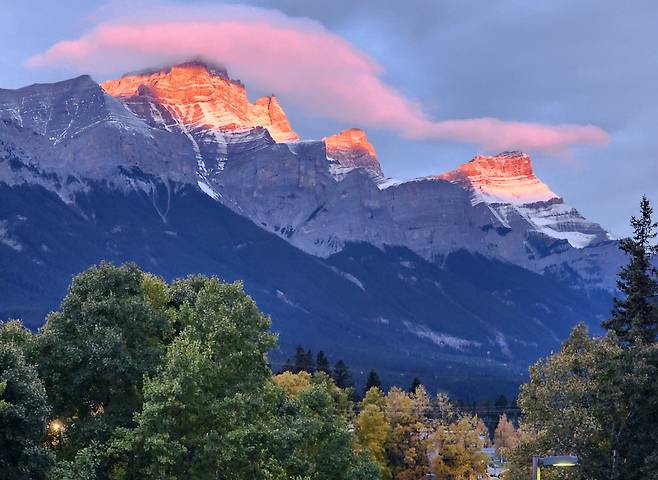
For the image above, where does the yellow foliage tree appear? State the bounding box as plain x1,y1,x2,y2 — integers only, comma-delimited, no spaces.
384,386,432,480
355,397,392,479
494,413,519,460
272,370,312,396
429,415,488,480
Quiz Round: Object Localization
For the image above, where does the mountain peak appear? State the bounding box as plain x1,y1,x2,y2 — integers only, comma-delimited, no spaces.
438,151,558,205
324,128,383,178
101,61,299,142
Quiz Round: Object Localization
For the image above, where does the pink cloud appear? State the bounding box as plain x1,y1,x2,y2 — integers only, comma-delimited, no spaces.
26,3,609,152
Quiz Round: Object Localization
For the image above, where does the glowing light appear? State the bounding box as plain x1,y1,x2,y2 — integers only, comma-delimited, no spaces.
49,419,65,433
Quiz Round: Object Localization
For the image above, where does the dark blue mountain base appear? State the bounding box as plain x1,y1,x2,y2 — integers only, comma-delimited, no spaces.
0,182,611,399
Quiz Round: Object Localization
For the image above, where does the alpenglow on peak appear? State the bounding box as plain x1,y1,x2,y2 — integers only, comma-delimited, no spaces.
101,60,299,142
437,151,559,205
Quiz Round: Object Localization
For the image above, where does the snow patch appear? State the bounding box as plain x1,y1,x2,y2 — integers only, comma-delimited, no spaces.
329,266,365,290
0,221,22,251
197,180,220,200
403,321,481,351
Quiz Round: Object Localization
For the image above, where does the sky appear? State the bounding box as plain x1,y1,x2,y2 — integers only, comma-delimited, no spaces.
2,0,657,236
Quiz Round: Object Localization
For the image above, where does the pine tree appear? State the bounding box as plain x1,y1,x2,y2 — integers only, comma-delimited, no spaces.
293,345,306,373
408,377,421,393
494,394,509,409
316,350,330,373
332,360,353,389
603,195,658,345
364,369,382,395
305,349,315,372
280,358,294,373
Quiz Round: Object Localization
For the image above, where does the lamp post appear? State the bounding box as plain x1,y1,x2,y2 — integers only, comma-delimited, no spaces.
532,455,579,480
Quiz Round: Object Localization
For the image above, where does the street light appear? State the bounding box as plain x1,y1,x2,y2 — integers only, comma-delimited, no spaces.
532,455,579,479
49,419,65,446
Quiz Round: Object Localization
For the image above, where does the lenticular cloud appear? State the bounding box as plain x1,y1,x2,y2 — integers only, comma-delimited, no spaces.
27,3,608,152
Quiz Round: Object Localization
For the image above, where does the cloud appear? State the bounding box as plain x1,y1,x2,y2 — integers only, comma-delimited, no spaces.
26,2,609,152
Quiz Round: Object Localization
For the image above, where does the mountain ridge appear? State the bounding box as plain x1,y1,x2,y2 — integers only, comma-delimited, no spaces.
0,62,622,394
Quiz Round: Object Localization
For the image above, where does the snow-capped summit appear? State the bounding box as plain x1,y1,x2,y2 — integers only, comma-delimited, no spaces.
438,151,610,249
101,60,299,142
438,151,558,205
324,128,383,180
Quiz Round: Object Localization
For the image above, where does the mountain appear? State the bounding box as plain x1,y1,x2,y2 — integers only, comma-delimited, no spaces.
101,60,299,142
438,151,610,249
0,61,620,397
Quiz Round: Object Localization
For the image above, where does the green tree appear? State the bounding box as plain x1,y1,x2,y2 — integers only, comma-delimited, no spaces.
37,262,170,457
510,324,622,480
294,345,308,373
603,195,658,345
408,377,421,394
316,350,330,373
494,394,509,409
108,278,278,478
0,341,53,479
269,379,379,480
0,320,38,362
280,357,294,373
364,370,382,396
332,360,353,389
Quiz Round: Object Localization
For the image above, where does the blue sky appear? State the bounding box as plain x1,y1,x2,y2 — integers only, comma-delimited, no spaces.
2,0,658,236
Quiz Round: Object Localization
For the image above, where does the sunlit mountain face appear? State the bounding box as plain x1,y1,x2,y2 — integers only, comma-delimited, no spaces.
101,60,299,142
438,151,558,205
0,60,621,396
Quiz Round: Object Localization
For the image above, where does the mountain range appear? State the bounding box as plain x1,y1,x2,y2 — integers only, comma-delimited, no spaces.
0,60,623,397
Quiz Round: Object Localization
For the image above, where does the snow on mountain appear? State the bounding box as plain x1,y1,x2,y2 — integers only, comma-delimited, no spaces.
438,151,611,248
101,60,299,143
0,75,151,145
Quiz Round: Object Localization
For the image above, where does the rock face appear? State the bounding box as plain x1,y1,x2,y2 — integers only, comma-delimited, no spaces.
101,61,299,142
438,151,611,249
438,151,557,205
324,128,383,180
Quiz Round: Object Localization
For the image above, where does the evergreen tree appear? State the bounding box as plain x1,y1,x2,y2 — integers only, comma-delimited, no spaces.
305,349,315,373
292,347,316,373
364,369,382,395
408,377,421,393
494,394,509,409
293,345,306,373
316,350,330,373
332,360,353,389
603,195,658,345
280,358,294,373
